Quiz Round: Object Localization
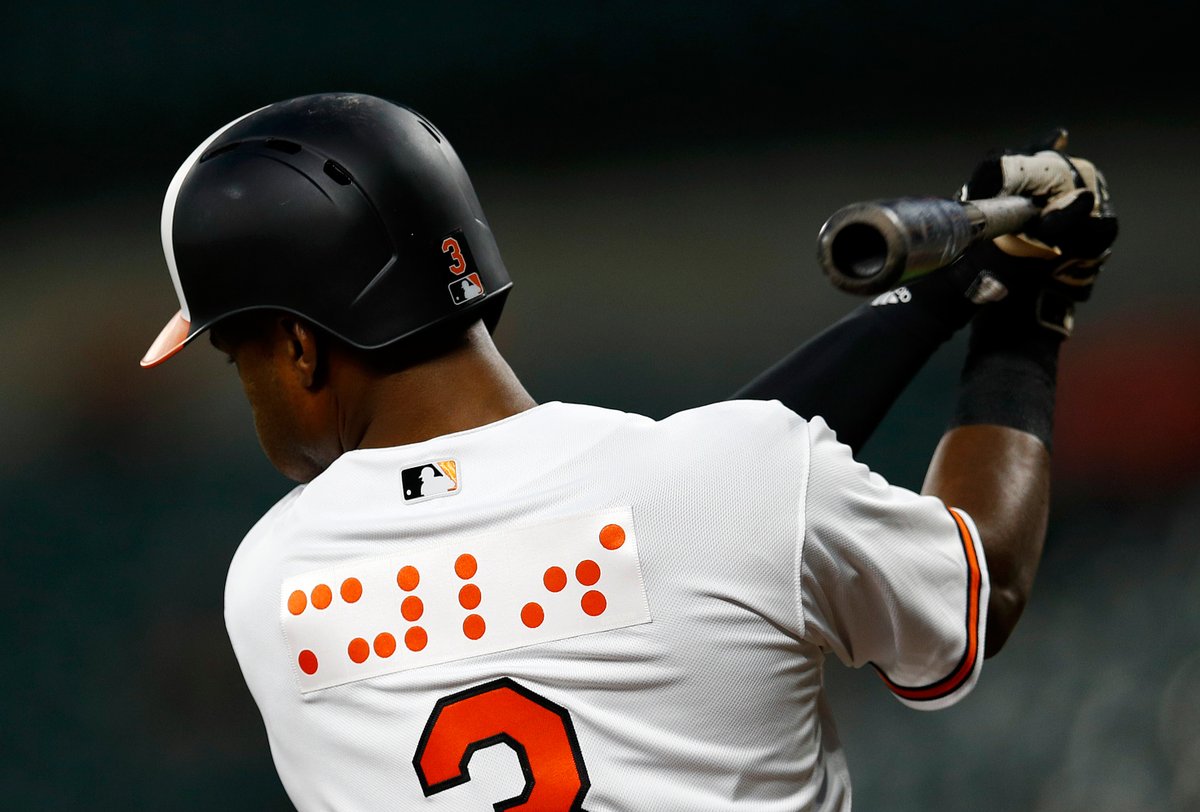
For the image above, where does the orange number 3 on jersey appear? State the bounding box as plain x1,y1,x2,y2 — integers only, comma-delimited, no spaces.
413,677,591,810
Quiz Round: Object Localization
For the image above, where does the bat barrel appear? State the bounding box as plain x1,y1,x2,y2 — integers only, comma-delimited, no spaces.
816,195,1039,296
817,197,975,295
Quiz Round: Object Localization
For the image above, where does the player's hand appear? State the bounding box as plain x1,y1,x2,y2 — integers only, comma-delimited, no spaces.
955,128,1118,335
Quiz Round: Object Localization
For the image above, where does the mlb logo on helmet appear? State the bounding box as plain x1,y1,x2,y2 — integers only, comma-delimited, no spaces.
449,273,485,305
401,460,460,503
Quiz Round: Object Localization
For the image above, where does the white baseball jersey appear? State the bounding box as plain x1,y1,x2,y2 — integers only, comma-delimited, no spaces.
224,400,988,811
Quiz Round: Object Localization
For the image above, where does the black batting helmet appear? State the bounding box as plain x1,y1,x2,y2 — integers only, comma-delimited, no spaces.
141,92,511,367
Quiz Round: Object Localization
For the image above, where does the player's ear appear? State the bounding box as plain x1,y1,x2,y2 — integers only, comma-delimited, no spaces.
278,316,324,390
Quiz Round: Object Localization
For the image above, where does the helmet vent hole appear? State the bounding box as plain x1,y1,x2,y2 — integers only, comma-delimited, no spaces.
200,142,241,162
417,120,442,143
263,138,302,154
323,160,353,185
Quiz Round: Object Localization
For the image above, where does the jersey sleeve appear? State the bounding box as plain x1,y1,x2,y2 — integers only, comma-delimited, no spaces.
797,416,989,711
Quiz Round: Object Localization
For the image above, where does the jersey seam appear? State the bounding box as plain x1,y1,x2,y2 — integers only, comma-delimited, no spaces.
794,415,813,641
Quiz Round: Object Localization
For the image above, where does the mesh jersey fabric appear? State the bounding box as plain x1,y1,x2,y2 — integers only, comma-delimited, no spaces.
223,400,989,811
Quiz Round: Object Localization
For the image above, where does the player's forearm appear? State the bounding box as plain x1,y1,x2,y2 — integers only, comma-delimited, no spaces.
921,425,1050,658
732,265,979,454
921,251,1067,658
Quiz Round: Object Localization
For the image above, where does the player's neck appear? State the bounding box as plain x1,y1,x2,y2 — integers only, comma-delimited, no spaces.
344,325,537,451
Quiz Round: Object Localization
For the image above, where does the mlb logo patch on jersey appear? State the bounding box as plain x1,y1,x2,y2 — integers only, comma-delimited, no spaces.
401,460,460,503
280,507,651,693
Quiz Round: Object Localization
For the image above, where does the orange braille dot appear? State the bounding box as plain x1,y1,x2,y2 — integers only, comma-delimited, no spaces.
575,559,601,586
463,614,486,640
455,553,478,580
458,583,481,610
521,602,545,628
341,577,363,603
581,590,607,616
347,637,370,663
297,650,318,675
287,590,307,615
312,584,333,610
401,595,424,622
599,524,626,550
543,566,567,592
405,626,428,652
374,632,397,658
396,566,420,591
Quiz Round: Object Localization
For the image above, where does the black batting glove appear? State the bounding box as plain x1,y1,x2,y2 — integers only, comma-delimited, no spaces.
953,128,1119,336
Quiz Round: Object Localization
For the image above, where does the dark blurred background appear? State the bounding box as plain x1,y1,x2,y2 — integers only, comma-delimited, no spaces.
4,2,1199,810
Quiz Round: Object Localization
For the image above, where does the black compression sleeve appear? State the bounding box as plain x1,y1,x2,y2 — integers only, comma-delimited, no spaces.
949,293,1064,450
731,261,981,455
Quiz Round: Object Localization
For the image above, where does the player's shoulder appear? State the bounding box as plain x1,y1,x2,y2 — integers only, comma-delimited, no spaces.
659,398,810,440
226,484,305,577
559,397,811,446
249,482,306,536
658,402,863,481
624,399,819,472
545,399,816,473
223,484,306,638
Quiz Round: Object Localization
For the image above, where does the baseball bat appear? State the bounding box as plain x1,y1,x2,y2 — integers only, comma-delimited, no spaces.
816,195,1040,295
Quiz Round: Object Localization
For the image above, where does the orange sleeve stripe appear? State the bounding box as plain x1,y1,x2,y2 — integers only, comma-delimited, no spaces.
876,507,983,701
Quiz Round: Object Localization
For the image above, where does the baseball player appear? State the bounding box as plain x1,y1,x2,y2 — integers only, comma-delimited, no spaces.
140,93,1116,811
